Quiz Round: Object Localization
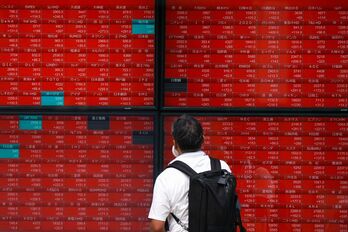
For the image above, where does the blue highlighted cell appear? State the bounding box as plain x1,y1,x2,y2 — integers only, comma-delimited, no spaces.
132,19,155,34
0,144,19,158
41,91,64,106
19,115,42,130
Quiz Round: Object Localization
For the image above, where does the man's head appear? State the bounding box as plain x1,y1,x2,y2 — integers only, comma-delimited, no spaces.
172,114,204,154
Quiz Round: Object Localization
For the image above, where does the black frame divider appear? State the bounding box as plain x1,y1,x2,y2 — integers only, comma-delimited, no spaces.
155,112,164,177
153,0,166,178
155,0,166,110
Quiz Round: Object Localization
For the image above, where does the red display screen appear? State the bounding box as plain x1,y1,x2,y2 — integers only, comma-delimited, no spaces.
164,116,348,231
0,114,154,231
0,0,154,107
165,0,348,108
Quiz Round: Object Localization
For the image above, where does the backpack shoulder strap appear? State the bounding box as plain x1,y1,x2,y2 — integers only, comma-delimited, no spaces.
209,156,221,171
165,161,193,231
168,160,197,178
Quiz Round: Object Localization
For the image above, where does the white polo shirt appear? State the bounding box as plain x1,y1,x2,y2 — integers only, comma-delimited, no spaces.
148,151,231,232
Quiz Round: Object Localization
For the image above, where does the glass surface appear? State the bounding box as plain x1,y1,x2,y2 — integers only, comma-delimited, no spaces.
164,115,348,232
0,114,154,231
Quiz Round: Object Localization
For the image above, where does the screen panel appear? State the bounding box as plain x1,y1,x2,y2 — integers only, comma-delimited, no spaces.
0,0,154,107
165,0,348,108
164,115,348,232
0,114,154,231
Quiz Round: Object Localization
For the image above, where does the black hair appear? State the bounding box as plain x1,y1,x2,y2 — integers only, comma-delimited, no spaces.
172,114,204,152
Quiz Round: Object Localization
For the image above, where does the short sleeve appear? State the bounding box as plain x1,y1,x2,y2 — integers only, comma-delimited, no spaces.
148,173,171,221
221,160,232,173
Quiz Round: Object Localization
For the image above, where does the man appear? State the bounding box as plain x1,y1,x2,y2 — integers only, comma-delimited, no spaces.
148,114,232,232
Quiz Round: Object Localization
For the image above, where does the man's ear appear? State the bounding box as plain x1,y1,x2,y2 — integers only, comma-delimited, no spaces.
173,139,178,150
173,140,182,154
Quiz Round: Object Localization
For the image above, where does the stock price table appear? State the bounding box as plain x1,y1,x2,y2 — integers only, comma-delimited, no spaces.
0,0,154,107
165,0,348,108
0,114,154,231
164,116,348,232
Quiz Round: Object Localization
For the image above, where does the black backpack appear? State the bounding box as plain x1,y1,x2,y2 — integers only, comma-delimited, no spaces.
166,157,246,232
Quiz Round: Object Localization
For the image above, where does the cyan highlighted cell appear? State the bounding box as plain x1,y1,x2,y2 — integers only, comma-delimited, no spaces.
41,91,64,106
0,144,19,158
19,115,42,130
132,19,155,34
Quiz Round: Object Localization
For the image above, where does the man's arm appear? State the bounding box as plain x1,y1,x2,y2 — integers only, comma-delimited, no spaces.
149,219,165,232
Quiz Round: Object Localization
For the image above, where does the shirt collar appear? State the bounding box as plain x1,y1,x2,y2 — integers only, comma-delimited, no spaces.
169,150,206,164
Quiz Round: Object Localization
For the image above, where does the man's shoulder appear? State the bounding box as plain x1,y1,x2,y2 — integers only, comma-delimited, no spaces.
219,159,231,172
156,164,188,181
